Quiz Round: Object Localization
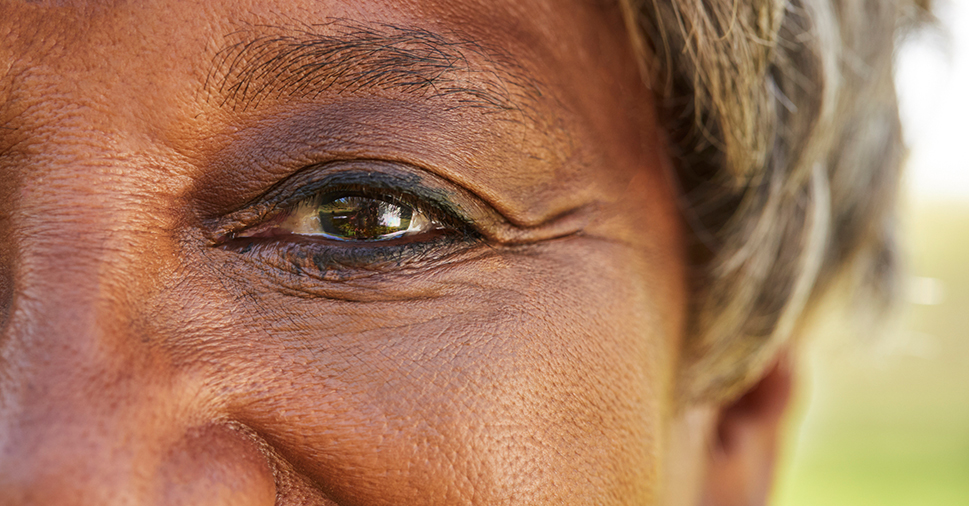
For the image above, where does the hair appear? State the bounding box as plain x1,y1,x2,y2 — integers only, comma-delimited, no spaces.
616,0,931,403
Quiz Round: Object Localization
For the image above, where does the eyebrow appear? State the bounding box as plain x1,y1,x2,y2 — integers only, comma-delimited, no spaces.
206,20,541,116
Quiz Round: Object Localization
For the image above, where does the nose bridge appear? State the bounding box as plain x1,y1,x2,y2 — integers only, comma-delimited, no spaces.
0,166,279,504
4,152,151,372
1,250,142,395
0,238,161,497
0,152,174,502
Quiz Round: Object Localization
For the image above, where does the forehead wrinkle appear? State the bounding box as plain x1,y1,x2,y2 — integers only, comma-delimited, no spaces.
205,19,543,119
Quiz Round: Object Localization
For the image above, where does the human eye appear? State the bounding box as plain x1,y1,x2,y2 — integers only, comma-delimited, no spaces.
213,161,483,275
236,191,446,242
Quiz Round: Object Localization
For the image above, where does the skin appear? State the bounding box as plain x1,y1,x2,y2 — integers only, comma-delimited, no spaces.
0,0,792,504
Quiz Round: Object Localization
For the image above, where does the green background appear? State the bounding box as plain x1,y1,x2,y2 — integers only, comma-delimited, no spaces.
772,201,969,506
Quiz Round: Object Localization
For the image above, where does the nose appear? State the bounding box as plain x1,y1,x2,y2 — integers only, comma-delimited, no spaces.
0,258,276,505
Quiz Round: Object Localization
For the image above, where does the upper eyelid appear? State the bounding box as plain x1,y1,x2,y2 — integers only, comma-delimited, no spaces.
208,160,492,243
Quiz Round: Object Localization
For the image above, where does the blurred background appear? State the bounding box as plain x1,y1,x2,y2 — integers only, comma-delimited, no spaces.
772,1,969,505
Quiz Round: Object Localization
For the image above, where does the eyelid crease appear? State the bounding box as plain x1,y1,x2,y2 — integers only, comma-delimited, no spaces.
476,206,592,245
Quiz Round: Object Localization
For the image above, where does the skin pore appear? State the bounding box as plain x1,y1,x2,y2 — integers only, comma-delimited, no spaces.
0,0,791,504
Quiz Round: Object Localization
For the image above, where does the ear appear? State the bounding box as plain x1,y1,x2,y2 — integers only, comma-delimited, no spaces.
700,355,794,506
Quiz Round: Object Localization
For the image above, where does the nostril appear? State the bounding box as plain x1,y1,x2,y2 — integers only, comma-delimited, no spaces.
191,422,344,506
155,422,277,506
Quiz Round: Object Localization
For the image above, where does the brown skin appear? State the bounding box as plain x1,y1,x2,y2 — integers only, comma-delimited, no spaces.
0,0,791,504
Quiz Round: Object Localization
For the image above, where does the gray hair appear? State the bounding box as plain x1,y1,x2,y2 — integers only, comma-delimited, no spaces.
618,0,930,402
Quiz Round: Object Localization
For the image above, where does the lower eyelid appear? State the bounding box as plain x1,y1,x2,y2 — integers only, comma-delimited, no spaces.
224,231,479,277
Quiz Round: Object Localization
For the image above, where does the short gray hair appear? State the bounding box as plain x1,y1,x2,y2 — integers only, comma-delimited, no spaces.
618,0,930,402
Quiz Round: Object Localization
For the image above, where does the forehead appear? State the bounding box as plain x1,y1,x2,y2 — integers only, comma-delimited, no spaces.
0,0,630,126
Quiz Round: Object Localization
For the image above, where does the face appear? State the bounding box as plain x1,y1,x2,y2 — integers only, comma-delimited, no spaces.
0,0,688,504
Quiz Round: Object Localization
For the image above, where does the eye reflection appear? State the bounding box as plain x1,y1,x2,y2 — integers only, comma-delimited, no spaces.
238,192,443,241
317,195,424,240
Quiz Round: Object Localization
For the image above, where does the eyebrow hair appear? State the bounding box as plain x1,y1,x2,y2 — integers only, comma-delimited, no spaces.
207,20,541,116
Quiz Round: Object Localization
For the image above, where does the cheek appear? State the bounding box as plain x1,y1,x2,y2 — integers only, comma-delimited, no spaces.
158,236,681,505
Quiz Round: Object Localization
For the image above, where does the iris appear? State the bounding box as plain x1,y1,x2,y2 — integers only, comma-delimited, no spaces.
317,195,415,240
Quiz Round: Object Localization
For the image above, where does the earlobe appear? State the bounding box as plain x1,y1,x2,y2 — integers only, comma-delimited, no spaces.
700,354,794,506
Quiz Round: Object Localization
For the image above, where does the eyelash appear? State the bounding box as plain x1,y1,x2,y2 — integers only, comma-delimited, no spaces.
231,233,475,277
219,177,482,275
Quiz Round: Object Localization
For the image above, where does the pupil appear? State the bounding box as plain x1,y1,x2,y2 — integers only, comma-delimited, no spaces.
318,196,414,240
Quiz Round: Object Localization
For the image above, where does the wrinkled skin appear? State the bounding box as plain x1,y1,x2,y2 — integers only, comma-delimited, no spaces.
0,1,791,505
